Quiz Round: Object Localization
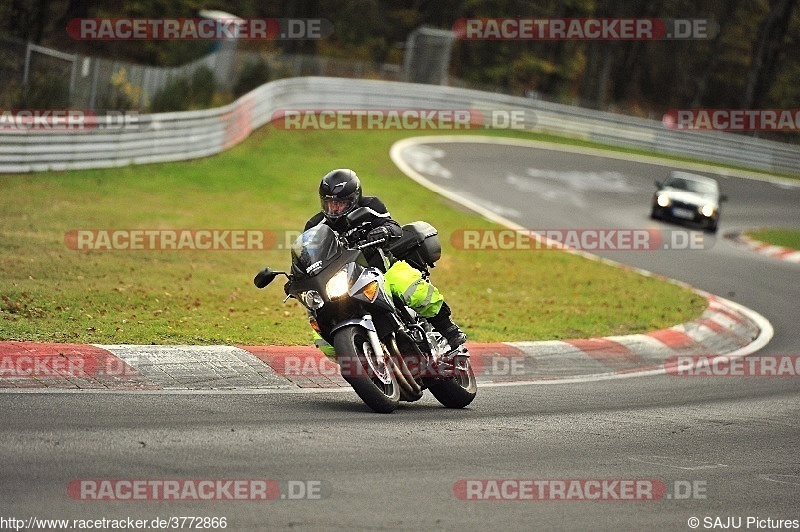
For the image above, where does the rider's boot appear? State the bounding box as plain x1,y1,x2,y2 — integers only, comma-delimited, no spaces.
427,302,467,349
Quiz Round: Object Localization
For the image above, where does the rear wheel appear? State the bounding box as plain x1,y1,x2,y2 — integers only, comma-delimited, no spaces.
334,326,399,413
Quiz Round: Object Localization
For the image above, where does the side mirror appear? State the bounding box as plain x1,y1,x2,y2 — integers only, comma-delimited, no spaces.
720,194,728,202
254,267,279,288
346,206,371,226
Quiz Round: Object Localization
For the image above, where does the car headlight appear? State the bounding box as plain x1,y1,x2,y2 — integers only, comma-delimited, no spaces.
700,204,716,217
656,194,671,207
325,268,349,299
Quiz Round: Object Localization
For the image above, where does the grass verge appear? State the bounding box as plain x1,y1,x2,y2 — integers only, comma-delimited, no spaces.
0,127,706,345
744,228,800,250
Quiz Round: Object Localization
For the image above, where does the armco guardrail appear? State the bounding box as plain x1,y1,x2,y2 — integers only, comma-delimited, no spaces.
1,77,798,175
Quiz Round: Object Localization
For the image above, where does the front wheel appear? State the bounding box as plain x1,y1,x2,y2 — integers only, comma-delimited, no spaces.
427,354,477,408
334,326,399,413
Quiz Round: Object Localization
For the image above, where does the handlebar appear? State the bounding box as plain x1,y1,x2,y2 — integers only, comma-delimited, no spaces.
355,237,386,250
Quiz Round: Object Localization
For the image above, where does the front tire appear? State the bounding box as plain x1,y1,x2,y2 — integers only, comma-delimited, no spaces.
428,354,477,408
334,326,399,413
650,206,662,220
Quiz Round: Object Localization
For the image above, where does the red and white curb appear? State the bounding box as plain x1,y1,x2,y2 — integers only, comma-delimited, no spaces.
0,292,771,392
726,230,800,264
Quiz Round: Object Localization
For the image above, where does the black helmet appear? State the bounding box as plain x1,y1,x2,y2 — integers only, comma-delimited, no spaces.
319,169,361,220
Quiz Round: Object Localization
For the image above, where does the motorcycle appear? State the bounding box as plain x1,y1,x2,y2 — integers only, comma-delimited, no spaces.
254,207,477,413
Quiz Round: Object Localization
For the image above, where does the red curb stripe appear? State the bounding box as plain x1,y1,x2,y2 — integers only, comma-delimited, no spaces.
238,345,320,358
735,233,800,263
239,345,348,388
466,342,526,356
464,343,525,377
646,328,702,351
696,318,728,334
705,301,747,327
696,319,750,348
0,341,141,388
564,338,642,369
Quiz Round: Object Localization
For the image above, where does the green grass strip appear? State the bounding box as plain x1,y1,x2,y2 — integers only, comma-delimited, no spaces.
744,228,800,250
0,127,706,345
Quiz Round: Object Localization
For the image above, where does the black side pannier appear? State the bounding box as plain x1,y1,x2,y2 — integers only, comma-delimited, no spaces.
388,221,441,269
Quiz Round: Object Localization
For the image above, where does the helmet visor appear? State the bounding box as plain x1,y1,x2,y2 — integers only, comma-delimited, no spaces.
321,192,358,219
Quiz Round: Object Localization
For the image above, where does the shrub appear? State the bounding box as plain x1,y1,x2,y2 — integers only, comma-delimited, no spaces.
233,57,271,98
22,71,70,108
189,66,215,107
104,68,146,110
149,66,218,112
150,76,191,112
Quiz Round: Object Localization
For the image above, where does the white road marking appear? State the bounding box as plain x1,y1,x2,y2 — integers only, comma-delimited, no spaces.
401,145,452,180
629,455,728,471
758,474,800,486
506,173,586,207
524,168,640,193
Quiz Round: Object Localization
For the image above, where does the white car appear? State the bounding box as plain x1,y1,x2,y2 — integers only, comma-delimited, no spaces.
651,171,727,234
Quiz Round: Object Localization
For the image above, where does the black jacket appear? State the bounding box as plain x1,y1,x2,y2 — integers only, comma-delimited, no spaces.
304,196,402,268
305,196,402,241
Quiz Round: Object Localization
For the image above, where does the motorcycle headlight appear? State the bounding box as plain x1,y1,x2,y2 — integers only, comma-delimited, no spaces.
700,204,715,217
325,268,349,299
656,194,671,207
303,290,325,310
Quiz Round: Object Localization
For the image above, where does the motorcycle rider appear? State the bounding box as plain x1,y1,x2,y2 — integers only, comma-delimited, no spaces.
305,168,467,355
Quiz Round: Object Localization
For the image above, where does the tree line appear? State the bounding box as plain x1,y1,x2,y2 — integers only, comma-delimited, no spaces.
2,0,798,118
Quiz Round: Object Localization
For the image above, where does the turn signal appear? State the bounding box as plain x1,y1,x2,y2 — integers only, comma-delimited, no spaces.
362,280,379,302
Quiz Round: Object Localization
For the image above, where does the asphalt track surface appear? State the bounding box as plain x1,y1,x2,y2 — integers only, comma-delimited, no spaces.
2,137,799,531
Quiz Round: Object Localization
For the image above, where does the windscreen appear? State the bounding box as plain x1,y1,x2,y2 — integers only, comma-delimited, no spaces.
290,224,342,275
